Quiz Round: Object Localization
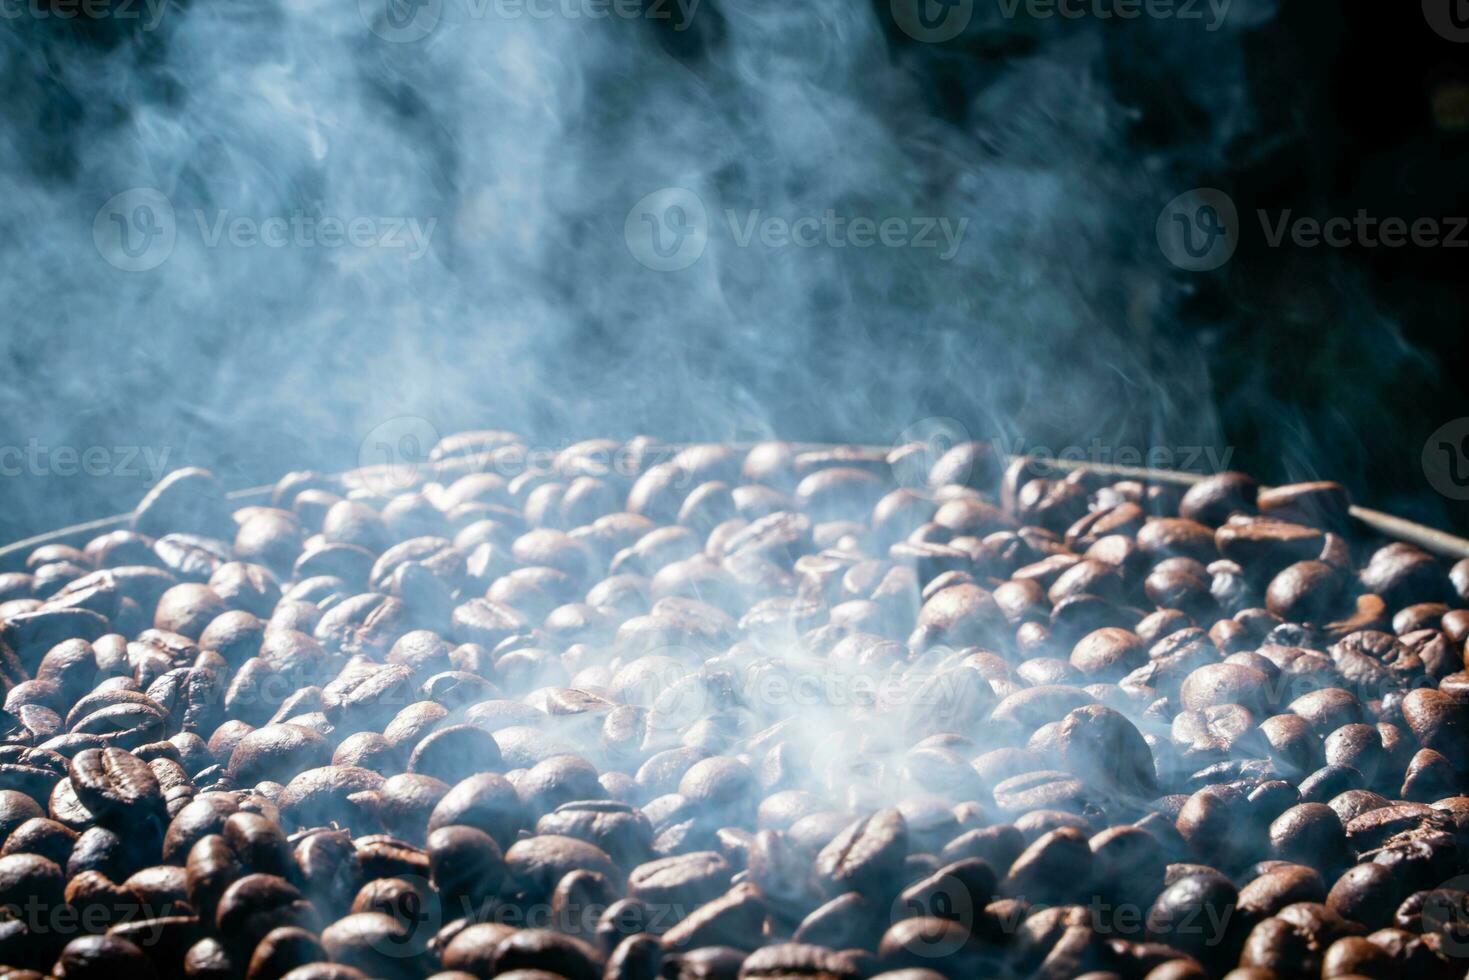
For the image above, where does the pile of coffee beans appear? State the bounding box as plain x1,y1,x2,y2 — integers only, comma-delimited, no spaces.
1,433,1467,980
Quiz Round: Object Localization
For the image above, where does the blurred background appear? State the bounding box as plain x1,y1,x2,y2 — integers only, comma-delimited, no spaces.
1,0,1466,543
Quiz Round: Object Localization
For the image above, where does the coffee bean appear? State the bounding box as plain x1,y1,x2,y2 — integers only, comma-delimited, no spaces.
878,914,1002,976
660,881,765,951
1137,518,1220,564
479,927,604,980
536,801,652,870
813,809,908,899
628,850,731,913
278,766,384,831
55,935,160,980
1001,827,1091,907
293,828,360,917
1181,473,1258,526
1238,915,1320,976
426,825,504,907
407,725,503,785
1053,704,1157,798
320,912,428,979
1070,628,1146,680
215,873,318,956
1400,688,1469,770
230,725,332,788
12,437,1469,978
1360,543,1446,610
908,585,1007,652
991,770,1087,816
1266,561,1344,624
1146,872,1238,968
505,835,619,903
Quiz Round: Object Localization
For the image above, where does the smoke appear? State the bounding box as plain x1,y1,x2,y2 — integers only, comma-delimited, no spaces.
1,0,1283,538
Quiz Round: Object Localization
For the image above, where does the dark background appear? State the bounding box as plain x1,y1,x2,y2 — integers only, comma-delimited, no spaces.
1,0,1465,544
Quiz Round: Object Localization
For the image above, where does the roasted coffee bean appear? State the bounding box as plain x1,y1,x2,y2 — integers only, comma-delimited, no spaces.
1326,862,1401,931
1360,543,1445,610
69,747,165,825
992,770,1087,815
1,816,77,867
406,724,504,786
225,811,294,878
1400,688,1469,770
428,773,524,848
1146,872,1239,968
293,828,360,916
505,835,619,903
1070,628,1146,681
0,852,65,916
245,926,326,980
278,766,384,830
215,874,318,955
793,891,881,950
456,926,603,980
1181,473,1258,526
1266,561,1344,624
427,824,504,905
69,824,161,880
230,725,332,788
536,801,653,869
628,850,731,912
320,912,427,979
1053,704,1157,798
8,441,1469,978
813,809,908,898
55,934,160,979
